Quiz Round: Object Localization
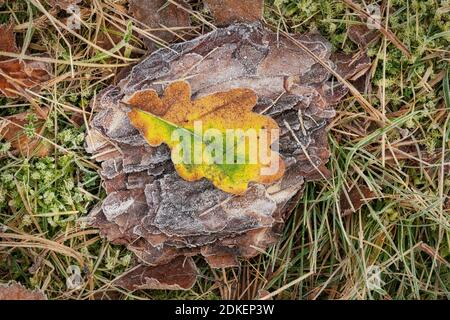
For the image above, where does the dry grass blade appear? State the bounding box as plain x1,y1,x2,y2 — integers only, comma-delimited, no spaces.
0,232,85,266
259,272,314,300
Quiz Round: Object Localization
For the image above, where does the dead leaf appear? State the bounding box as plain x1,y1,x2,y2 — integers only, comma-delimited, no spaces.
0,59,52,98
128,0,191,49
0,282,47,300
115,256,198,291
330,51,371,81
348,24,380,47
204,0,263,25
0,108,52,158
340,185,375,216
126,80,285,195
0,24,18,55
0,23,52,98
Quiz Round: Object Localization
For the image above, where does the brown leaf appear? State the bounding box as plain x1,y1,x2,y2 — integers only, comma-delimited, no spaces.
330,51,371,81
340,185,375,216
0,108,52,158
0,23,52,98
348,24,380,47
204,0,263,25
128,0,191,48
0,24,18,56
0,282,47,300
0,59,52,97
115,257,198,291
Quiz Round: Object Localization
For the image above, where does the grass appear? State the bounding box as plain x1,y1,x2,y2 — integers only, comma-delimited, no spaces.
0,0,449,300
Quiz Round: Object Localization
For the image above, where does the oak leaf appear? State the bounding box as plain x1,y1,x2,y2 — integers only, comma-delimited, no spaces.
126,81,285,194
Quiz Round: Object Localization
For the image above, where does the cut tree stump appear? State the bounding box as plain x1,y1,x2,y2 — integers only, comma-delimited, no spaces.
85,22,370,290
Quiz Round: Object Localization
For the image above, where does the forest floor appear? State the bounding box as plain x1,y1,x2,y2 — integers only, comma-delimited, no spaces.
0,0,449,299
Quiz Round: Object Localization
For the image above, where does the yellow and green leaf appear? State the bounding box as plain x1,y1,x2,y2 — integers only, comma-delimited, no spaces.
126,81,285,194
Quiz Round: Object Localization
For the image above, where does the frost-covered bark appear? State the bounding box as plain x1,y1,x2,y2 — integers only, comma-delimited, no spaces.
85,23,370,290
